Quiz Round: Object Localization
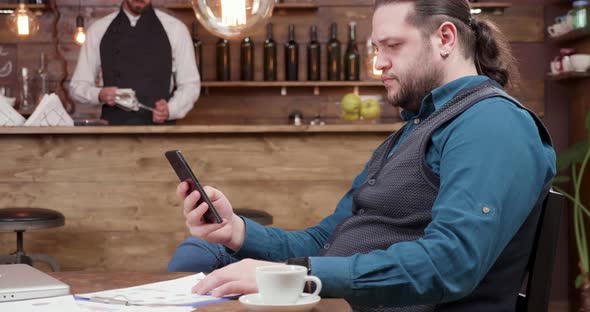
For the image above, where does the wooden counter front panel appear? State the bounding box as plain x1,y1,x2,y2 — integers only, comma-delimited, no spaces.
0,133,388,271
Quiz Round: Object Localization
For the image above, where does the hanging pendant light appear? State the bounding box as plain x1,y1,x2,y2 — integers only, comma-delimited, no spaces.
191,0,274,39
74,15,86,45
8,1,39,37
74,0,85,45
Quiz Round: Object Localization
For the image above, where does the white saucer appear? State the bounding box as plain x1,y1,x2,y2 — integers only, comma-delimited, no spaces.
238,293,321,312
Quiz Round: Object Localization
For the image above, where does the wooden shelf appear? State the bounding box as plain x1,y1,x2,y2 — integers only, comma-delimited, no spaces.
275,2,318,10
0,123,403,135
201,81,382,87
469,2,511,9
165,2,318,11
550,27,590,44
547,72,590,81
0,4,49,11
469,2,511,14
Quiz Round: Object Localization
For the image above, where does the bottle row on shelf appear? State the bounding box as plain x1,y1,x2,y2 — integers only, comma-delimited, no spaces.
192,22,368,82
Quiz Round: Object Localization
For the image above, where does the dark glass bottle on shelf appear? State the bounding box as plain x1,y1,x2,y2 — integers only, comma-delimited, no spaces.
216,38,231,81
307,25,321,81
327,23,341,81
240,37,254,81
285,24,299,81
192,22,203,79
344,22,360,81
263,23,277,81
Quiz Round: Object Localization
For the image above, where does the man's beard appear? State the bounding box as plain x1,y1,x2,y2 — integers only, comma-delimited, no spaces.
385,58,444,111
125,0,149,15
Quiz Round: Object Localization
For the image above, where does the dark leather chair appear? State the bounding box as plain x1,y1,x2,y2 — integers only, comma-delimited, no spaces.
516,191,565,312
0,208,65,271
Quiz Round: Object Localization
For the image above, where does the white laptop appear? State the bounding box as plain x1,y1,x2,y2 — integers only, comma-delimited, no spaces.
0,264,70,302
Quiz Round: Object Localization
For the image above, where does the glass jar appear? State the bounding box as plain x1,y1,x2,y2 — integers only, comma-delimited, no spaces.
572,0,588,29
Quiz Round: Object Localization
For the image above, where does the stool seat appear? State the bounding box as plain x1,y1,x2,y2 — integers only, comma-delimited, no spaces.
0,208,65,232
0,208,64,271
235,208,273,225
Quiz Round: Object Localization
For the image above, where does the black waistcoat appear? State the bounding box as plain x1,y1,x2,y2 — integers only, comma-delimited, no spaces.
321,81,553,312
100,5,174,125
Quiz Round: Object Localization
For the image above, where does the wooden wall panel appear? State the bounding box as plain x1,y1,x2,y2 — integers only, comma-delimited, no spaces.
0,132,386,271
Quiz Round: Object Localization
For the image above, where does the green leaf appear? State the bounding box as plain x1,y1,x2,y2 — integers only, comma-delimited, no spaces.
557,140,590,171
571,140,590,163
576,274,586,288
557,152,574,171
553,176,571,184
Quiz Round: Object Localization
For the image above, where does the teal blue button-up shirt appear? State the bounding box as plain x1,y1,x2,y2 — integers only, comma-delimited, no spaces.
232,76,556,306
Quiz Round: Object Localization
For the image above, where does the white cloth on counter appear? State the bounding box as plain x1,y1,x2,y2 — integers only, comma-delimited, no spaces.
0,94,16,107
114,88,140,111
0,95,26,126
24,93,74,127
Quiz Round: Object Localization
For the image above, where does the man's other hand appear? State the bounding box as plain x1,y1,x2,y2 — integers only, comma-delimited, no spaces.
153,99,170,123
99,87,118,106
192,259,283,297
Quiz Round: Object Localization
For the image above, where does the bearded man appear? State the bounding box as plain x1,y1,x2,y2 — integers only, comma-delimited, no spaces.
168,1,556,310
70,0,199,125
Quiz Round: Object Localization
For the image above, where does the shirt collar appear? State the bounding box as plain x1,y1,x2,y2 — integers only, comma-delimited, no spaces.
123,8,141,27
400,75,490,121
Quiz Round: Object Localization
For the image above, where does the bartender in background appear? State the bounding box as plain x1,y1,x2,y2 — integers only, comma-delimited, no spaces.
69,0,199,125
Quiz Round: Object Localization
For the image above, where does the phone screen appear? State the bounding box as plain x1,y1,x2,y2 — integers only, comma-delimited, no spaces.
165,150,223,224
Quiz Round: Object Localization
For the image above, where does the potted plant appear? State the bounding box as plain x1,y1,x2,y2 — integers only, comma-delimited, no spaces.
553,111,590,311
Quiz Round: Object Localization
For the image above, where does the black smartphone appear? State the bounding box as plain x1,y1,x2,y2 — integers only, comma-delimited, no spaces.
165,150,223,224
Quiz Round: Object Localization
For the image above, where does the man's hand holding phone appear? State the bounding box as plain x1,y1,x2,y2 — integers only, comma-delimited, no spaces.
177,182,246,252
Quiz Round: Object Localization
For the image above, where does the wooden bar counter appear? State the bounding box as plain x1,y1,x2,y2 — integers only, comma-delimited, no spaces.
0,124,400,272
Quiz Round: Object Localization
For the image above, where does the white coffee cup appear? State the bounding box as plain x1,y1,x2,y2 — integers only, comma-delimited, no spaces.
570,54,590,72
256,265,322,304
548,22,571,37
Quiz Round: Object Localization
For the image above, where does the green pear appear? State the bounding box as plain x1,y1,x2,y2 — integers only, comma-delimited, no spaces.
341,111,360,121
341,93,361,114
360,98,381,120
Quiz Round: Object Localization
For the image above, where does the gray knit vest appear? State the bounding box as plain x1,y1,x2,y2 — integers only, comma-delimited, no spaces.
321,80,552,312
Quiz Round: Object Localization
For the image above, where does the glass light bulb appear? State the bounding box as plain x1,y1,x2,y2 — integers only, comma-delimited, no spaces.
8,3,39,37
75,27,86,45
366,39,382,80
74,15,86,45
191,0,274,39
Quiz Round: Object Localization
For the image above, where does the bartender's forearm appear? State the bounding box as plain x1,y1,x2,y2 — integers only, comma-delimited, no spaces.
167,81,200,120
69,81,102,106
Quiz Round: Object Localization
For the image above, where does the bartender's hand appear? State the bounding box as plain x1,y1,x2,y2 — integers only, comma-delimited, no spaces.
177,182,246,251
98,87,118,106
193,259,283,297
153,99,169,123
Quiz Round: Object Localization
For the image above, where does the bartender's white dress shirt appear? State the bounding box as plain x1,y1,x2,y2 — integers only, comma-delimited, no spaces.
69,8,200,120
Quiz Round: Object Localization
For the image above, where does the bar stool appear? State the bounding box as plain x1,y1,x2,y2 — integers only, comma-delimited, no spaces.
0,208,65,271
235,208,273,225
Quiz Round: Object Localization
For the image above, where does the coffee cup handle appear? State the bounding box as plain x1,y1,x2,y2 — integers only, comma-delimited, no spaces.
304,275,322,297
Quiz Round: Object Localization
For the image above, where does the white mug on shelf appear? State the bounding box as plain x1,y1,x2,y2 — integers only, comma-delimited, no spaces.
547,22,572,37
570,54,590,72
550,56,573,74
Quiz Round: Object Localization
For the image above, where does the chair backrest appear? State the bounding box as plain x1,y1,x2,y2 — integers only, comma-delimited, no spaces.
517,190,565,312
